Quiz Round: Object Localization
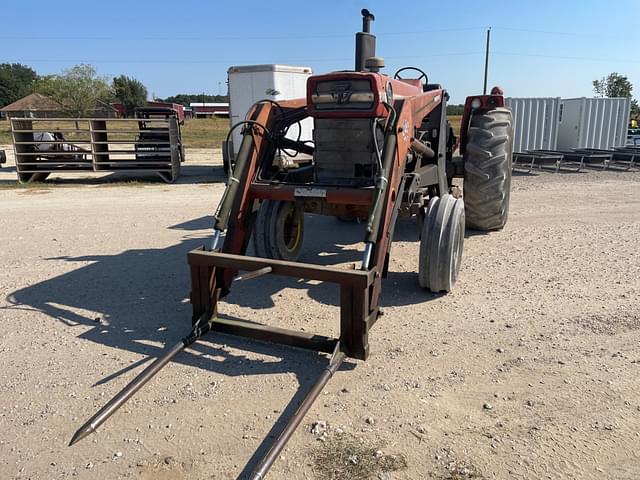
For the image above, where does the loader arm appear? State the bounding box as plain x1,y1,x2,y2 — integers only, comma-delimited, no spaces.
366,89,447,307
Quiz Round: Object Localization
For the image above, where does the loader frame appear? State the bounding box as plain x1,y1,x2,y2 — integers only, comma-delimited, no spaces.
189,250,374,359
188,84,450,361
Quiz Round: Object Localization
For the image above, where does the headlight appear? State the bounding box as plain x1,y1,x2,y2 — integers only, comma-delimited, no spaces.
471,97,482,109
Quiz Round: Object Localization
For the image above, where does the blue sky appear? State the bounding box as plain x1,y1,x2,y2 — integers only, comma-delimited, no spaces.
3,0,639,104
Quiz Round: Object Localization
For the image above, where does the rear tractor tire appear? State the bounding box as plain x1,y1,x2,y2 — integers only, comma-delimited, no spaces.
253,200,305,261
463,107,513,231
418,194,465,293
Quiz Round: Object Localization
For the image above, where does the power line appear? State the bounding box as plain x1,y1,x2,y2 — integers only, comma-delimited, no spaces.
3,58,347,64
493,51,640,64
9,50,637,66
7,50,637,67
0,27,483,41
1,52,483,65
1,26,634,42
0,26,634,42
492,26,634,41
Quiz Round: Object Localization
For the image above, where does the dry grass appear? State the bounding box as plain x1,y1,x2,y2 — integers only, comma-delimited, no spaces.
440,460,483,480
180,117,228,148
0,120,11,144
310,434,407,480
2,115,463,149
0,117,228,149
0,182,51,190
0,176,161,189
449,115,462,135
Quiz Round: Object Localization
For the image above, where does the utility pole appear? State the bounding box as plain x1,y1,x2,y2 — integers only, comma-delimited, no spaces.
483,27,491,95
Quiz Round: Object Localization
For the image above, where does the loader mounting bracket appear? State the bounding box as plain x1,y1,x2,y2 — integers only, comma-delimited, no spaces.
188,248,377,361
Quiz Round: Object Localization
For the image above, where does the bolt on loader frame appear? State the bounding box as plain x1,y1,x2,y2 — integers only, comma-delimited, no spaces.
71,9,512,479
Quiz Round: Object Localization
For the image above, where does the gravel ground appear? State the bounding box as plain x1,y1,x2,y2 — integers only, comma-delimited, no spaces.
1,146,639,480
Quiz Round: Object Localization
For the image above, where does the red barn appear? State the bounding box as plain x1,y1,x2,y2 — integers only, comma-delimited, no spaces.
189,102,229,118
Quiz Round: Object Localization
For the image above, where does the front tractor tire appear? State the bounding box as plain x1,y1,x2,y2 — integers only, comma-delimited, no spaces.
418,194,465,293
253,200,305,261
463,107,513,231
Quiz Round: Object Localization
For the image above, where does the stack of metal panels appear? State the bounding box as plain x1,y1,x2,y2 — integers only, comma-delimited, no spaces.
505,97,561,153
506,96,634,172
556,97,631,150
506,96,631,152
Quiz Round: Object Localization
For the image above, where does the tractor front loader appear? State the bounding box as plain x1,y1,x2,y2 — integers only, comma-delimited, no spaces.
70,9,513,479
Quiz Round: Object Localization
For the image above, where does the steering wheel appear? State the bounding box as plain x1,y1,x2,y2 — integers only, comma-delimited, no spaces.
393,67,429,85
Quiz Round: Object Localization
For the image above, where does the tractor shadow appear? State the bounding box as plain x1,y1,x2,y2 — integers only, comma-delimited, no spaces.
5,213,442,340
5,213,440,477
5,213,435,339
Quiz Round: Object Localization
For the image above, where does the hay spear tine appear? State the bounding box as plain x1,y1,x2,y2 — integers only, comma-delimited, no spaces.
69,314,213,446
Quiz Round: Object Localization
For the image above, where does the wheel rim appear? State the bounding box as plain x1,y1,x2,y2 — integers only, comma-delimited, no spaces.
451,211,464,279
283,207,302,253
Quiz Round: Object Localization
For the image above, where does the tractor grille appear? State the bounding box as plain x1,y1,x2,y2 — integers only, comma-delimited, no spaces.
313,118,382,186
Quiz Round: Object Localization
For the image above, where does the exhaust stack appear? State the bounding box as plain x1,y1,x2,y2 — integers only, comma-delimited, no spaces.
355,9,376,71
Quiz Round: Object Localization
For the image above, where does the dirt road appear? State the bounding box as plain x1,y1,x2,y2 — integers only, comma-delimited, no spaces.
1,148,639,479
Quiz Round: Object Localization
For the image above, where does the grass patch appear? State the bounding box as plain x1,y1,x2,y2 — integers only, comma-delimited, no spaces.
180,117,228,148
440,460,483,480
311,434,407,480
433,447,484,480
93,180,158,187
0,178,161,189
0,121,11,144
449,115,462,135
1,117,228,147
2,115,461,149
0,117,228,149
0,181,50,189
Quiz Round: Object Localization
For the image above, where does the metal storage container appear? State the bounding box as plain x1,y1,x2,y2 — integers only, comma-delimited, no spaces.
557,97,631,149
505,97,560,153
227,64,313,156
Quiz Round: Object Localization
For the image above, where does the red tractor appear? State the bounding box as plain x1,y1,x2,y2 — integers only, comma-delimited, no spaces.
214,8,513,293
71,9,514,479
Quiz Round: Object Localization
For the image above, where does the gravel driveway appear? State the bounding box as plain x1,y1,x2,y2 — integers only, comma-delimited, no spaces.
1,148,639,479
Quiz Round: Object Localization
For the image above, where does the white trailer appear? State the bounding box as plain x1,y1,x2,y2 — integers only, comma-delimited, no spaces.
224,64,313,172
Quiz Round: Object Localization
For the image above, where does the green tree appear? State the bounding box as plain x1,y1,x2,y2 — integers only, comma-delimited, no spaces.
36,64,111,117
446,104,464,116
0,63,38,108
160,93,228,106
593,72,638,118
112,75,148,117
592,72,632,98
